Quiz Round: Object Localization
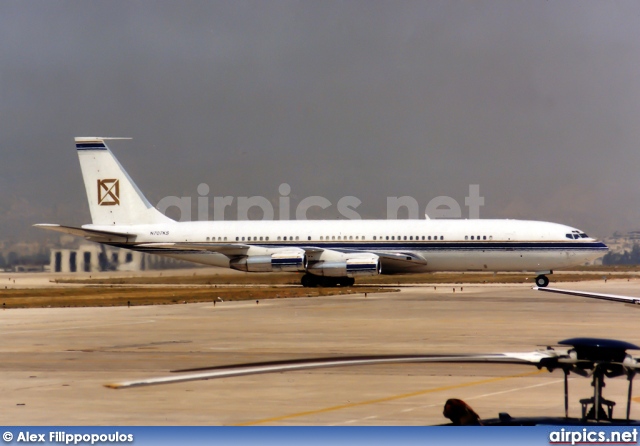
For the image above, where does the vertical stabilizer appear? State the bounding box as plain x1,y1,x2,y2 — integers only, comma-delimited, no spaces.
75,137,174,226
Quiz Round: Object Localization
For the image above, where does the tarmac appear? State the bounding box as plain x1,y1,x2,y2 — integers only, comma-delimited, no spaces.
2,276,640,425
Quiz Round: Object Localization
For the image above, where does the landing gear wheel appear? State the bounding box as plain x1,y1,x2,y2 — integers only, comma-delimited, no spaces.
535,275,549,287
337,277,355,287
301,274,318,288
321,277,340,287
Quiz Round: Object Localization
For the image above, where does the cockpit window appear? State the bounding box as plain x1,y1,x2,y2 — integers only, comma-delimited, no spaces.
567,230,589,239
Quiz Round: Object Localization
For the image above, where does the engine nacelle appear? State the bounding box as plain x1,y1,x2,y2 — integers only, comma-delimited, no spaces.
307,256,381,277
229,249,307,273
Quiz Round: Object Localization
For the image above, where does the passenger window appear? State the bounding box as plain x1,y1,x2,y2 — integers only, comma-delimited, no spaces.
483,236,486,240
386,236,389,240
283,236,287,241
308,236,311,241
349,236,353,240
260,236,263,241
206,237,210,241
265,237,268,241
440,236,444,240
236,237,239,241
242,237,245,241
428,236,431,240
404,236,407,240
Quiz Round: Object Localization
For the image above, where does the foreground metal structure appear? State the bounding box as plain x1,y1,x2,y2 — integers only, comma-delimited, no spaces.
107,337,640,425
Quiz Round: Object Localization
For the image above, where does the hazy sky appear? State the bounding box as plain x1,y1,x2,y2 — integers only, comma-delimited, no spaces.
2,1,640,242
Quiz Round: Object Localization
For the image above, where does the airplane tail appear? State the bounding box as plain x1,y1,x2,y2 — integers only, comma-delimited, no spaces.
75,137,174,226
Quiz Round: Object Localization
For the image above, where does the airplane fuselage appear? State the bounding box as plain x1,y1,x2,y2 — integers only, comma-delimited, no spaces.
88,218,606,273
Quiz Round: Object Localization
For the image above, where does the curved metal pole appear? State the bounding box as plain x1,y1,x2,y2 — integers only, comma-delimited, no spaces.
627,374,634,421
594,372,601,422
564,369,569,418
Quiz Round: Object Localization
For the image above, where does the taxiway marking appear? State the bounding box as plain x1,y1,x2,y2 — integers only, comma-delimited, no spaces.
329,375,562,425
234,369,543,425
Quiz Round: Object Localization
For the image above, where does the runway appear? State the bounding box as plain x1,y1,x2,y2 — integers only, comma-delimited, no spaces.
2,280,640,425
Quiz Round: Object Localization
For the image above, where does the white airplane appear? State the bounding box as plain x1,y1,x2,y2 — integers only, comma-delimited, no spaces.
35,137,608,287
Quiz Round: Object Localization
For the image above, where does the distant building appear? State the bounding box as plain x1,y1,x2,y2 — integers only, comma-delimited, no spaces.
49,244,143,273
48,244,194,273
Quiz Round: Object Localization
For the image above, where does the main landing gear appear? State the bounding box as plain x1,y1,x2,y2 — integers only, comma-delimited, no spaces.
535,274,550,287
301,274,355,288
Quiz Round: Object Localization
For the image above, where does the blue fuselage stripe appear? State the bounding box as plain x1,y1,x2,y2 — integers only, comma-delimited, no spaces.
118,241,607,254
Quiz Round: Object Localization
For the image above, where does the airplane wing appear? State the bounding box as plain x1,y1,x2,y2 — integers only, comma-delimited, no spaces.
135,244,426,273
106,351,553,389
533,286,640,306
33,224,131,243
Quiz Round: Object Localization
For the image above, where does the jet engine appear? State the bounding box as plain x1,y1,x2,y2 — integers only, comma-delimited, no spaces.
307,255,381,277
230,249,307,272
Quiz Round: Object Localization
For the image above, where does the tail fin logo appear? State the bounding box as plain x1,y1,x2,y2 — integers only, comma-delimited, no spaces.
98,179,120,206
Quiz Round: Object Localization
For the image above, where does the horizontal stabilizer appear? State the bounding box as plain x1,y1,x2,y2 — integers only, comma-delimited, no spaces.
33,224,131,243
